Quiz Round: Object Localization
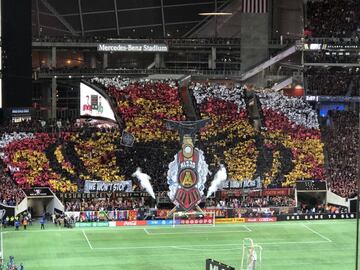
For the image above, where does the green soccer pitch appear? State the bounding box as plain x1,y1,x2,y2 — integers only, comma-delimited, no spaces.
0,220,357,270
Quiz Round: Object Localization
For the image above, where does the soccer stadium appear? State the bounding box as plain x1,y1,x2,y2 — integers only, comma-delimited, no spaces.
0,0,359,269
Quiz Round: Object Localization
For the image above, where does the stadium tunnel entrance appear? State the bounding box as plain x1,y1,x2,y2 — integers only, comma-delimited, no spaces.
23,188,64,217
297,191,326,212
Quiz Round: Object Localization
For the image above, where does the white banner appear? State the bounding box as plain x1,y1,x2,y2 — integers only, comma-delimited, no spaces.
84,180,133,193
221,178,261,189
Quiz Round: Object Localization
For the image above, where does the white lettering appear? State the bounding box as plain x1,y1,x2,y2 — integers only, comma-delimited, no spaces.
98,43,168,52
209,265,218,270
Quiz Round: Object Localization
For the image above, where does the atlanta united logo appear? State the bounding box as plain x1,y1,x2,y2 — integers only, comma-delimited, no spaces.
179,169,197,188
167,135,209,211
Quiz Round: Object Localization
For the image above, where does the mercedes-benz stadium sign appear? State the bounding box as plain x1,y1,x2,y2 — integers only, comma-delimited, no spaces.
97,43,168,52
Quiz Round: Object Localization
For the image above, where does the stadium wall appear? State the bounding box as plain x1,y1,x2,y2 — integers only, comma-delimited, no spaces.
1,0,32,109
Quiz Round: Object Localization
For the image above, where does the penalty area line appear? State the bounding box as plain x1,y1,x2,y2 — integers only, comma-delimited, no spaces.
93,240,330,250
82,230,94,250
302,224,332,242
142,229,250,235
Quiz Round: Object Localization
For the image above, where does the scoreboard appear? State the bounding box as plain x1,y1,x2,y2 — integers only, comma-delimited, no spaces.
296,180,327,191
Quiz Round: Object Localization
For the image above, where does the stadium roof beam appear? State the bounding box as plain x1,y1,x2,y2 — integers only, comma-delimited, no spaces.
35,0,41,37
183,0,233,37
113,0,120,36
78,0,85,36
58,2,217,17
39,24,72,34
83,21,200,33
160,0,166,38
40,0,78,36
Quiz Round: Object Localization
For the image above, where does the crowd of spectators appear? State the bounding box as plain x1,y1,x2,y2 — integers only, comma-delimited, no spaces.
0,77,357,217
305,0,360,38
206,196,296,208
0,79,327,200
64,197,145,212
305,67,360,96
257,91,325,187
190,82,257,179
321,110,359,198
0,173,25,206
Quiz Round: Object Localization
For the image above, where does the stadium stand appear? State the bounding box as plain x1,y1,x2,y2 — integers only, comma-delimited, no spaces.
305,67,360,96
189,82,257,179
305,0,360,38
321,110,359,198
0,81,326,194
0,172,25,206
257,92,325,187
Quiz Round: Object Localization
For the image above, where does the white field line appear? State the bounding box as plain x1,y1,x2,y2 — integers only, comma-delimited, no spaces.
302,224,332,242
243,225,252,232
82,230,94,250
93,240,330,250
143,229,250,235
0,232,3,259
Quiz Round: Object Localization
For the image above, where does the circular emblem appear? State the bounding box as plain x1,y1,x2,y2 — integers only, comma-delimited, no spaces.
179,169,197,188
182,144,193,159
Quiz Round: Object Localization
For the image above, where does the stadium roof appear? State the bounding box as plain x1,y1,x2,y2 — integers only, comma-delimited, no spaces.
32,0,231,38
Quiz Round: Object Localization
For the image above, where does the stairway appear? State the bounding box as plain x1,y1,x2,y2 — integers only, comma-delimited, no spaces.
240,45,298,81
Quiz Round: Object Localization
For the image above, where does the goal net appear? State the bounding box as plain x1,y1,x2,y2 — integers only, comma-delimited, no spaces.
240,238,262,270
172,211,215,227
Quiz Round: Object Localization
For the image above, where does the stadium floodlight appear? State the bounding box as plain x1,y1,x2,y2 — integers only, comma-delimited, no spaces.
198,12,232,16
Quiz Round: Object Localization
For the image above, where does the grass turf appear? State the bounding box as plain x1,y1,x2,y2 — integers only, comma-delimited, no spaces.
0,220,357,270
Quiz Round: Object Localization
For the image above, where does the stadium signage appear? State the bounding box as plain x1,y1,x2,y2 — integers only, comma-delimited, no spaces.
11,108,30,114
116,220,147,226
216,218,245,224
84,180,132,193
75,222,109,227
147,220,175,226
206,259,235,270
97,43,168,52
277,213,355,221
59,191,154,199
306,96,360,102
262,188,292,196
23,187,53,197
245,217,277,223
179,218,213,225
222,178,261,189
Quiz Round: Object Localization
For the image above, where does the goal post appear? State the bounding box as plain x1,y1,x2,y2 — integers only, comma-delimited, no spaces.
241,238,262,270
0,232,3,266
172,211,216,227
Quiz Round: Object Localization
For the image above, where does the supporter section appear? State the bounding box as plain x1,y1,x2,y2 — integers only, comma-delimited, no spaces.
305,0,360,38
321,110,359,198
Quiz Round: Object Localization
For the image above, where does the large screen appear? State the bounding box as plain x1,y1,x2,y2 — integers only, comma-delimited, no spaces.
80,82,116,121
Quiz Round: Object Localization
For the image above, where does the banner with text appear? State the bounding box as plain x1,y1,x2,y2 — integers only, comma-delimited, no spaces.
277,213,355,221
97,43,168,52
84,180,132,193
